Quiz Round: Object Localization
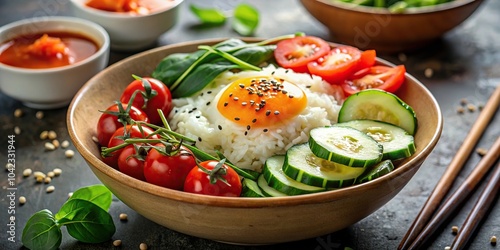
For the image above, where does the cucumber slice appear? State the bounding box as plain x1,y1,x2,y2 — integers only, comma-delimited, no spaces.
309,126,383,168
257,174,288,197
338,89,418,135
241,178,265,197
283,143,365,188
337,119,416,160
262,155,325,195
356,159,395,184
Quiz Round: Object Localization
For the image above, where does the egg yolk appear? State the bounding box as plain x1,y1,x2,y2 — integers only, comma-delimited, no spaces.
216,76,308,128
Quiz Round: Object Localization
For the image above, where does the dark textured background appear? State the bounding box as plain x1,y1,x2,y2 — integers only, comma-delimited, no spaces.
1,0,499,249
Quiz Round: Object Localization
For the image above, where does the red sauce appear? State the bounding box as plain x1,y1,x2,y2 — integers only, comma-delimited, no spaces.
86,0,174,15
0,32,98,69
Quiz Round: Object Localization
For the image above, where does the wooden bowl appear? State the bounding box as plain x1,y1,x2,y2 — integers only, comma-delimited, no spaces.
300,0,484,53
67,38,443,245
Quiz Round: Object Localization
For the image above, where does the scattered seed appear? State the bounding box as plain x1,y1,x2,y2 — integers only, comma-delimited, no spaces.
444,246,451,250
46,185,55,193
35,111,44,119
45,142,56,151
36,176,44,183
476,148,488,156
139,243,148,250
14,126,21,135
34,171,46,179
451,226,459,235
40,130,49,140
52,139,60,148
92,136,99,143
198,137,202,142
274,111,280,115
53,168,62,176
491,236,497,246
234,117,240,121
119,213,128,221
6,163,14,171
23,168,32,177
61,140,70,148
263,129,268,132
424,68,433,78
19,196,26,205
14,108,23,117
65,149,75,158
456,107,465,114
44,177,52,184
467,104,476,112
218,125,222,130
48,130,57,140
47,171,55,178
398,53,407,62
460,98,468,106
68,192,73,198
113,239,122,247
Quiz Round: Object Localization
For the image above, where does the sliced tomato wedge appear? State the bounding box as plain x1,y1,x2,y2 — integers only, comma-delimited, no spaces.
357,49,376,71
341,65,406,96
307,46,362,85
274,36,331,73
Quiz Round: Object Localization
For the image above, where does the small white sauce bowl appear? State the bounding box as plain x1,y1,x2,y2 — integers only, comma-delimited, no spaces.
70,0,183,51
0,16,110,109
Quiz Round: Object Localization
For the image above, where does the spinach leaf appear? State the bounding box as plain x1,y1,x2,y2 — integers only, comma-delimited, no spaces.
233,4,259,36
22,209,61,250
171,62,239,97
189,4,226,25
231,45,276,66
66,184,112,211
56,199,116,243
152,51,205,87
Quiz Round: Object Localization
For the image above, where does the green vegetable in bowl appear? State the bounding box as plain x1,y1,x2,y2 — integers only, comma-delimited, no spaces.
332,0,456,13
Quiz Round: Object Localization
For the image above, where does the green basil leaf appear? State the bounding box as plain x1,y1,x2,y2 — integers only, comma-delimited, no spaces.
231,45,276,66
22,209,61,250
172,62,239,97
152,51,204,86
71,184,113,210
232,4,259,36
190,4,226,25
56,199,116,243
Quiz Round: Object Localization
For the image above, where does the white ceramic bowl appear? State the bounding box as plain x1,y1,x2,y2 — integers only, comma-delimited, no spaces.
70,0,183,51
0,16,110,109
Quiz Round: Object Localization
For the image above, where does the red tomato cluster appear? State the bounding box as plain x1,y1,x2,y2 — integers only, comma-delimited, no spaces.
274,36,406,97
95,76,242,196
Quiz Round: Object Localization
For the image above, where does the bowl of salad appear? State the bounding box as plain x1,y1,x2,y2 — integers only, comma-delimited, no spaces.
67,35,443,244
300,0,485,53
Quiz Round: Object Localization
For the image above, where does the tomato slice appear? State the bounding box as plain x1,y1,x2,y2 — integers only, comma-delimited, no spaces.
307,46,362,85
341,65,406,96
274,36,331,73
357,49,376,71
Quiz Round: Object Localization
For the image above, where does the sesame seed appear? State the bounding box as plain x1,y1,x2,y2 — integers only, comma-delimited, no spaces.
241,102,247,106
207,91,212,94
263,129,268,132
229,93,233,97
113,240,122,247
119,213,128,221
252,119,257,123
234,117,240,121
19,196,26,205
282,90,288,94
198,137,202,142
206,101,211,106
14,108,23,117
266,110,271,116
306,85,312,88
218,125,222,130
195,115,200,118
274,111,280,115
246,125,251,130
46,185,55,193
224,102,228,107
288,95,294,98
239,84,245,88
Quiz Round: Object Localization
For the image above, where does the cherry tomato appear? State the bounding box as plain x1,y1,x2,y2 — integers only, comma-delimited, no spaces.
341,65,406,96
274,36,331,73
307,46,362,85
117,144,146,181
120,76,173,125
101,124,157,169
96,102,149,147
357,49,376,71
143,143,196,190
184,160,242,197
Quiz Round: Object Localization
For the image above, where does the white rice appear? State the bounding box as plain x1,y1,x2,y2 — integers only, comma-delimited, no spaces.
168,65,342,172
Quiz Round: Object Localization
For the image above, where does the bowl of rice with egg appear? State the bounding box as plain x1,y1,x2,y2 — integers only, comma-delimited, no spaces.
67,37,442,244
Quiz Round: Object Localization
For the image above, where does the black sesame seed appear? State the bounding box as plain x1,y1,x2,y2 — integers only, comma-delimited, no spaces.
239,84,245,88
198,137,202,142
218,125,222,130
282,90,288,94
244,131,248,136
263,129,268,132
288,95,294,98
229,93,233,97
195,115,200,118
206,101,211,106
207,91,212,94
266,110,271,116
234,117,240,121
224,102,228,107
306,85,312,88
252,118,257,123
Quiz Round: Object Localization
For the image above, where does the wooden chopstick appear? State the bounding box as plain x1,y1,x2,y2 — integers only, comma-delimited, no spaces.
451,161,500,250
407,137,500,249
398,85,500,250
